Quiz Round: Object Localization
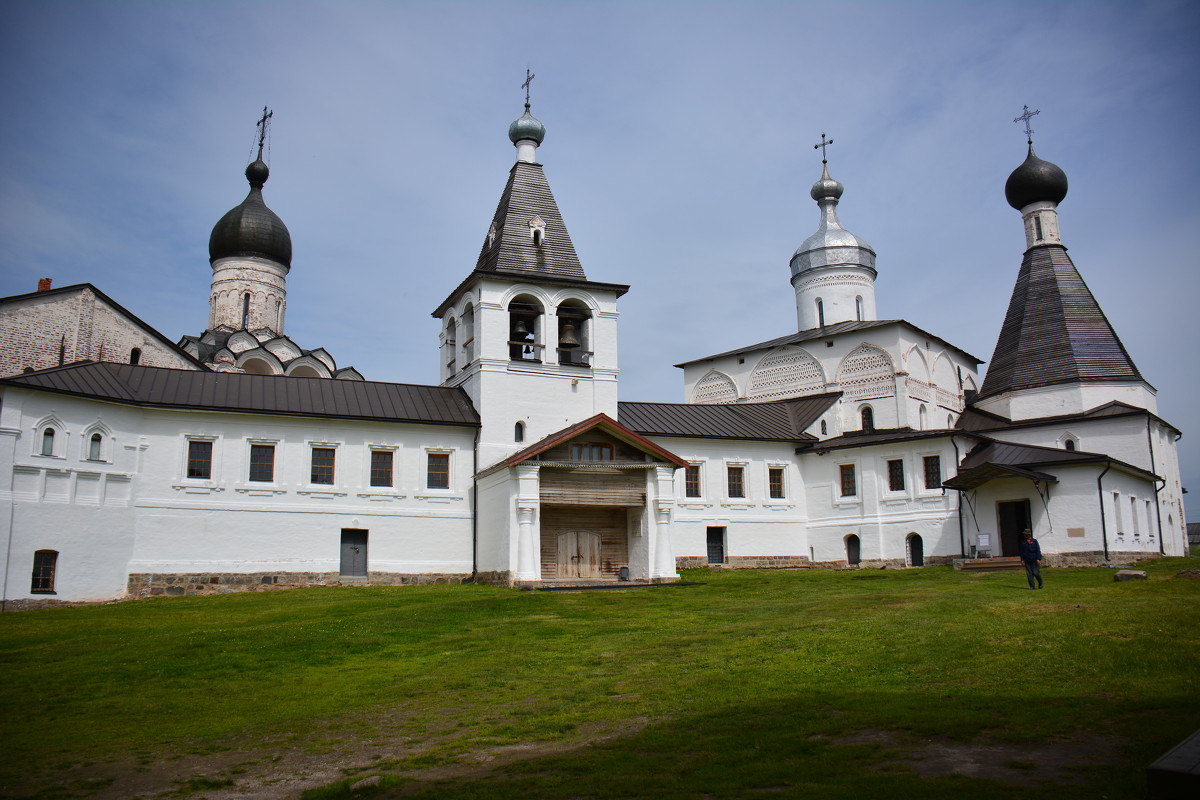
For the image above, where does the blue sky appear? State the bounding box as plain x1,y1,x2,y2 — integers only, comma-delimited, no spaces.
2,0,1198,515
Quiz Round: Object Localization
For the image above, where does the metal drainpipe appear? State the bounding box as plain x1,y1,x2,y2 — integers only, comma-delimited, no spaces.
1146,418,1166,555
1097,462,1112,562
951,435,965,557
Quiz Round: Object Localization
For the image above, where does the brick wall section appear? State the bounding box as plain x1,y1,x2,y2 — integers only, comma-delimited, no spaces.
0,286,201,377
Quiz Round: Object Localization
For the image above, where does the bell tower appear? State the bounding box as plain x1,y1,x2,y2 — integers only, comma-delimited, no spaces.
432,83,628,470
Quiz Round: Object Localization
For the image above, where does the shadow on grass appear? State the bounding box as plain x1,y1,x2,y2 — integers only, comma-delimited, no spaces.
306,691,1188,800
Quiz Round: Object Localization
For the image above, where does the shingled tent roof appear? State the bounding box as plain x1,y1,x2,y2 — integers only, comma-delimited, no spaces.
1,362,479,426
977,244,1144,400
474,161,585,280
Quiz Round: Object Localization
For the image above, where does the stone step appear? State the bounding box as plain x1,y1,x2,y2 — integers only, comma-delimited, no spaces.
955,556,1024,572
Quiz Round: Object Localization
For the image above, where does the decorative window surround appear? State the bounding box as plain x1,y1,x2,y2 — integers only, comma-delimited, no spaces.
355,491,408,502
297,489,348,499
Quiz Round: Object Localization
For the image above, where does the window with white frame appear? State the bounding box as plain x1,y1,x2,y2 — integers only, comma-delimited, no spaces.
768,466,786,499
426,451,451,490
839,464,857,497
249,442,276,483
727,464,746,498
370,449,394,488
310,447,336,485
186,439,215,479
684,464,702,498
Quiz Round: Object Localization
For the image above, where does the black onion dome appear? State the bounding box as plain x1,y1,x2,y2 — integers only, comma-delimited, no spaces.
208,159,292,269
1005,146,1068,210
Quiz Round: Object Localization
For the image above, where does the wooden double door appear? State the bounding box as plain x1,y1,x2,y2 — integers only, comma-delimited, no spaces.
540,506,628,580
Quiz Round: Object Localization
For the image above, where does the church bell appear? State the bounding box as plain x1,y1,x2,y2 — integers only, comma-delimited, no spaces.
512,319,530,338
558,322,581,349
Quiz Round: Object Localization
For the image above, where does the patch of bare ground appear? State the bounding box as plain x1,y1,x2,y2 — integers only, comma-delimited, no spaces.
12,716,652,800
825,728,1123,786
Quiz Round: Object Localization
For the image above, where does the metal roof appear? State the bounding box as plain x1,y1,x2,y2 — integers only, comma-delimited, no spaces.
805,426,960,453
618,393,839,442
474,161,586,280
943,438,1159,491
956,400,1179,436
1,362,479,426
674,319,983,367
978,244,1145,400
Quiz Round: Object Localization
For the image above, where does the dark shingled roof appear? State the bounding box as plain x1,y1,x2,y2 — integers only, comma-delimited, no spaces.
1,362,479,426
977,244,1144,400
474,161,585,280
675,319,983,367
618,393,840,442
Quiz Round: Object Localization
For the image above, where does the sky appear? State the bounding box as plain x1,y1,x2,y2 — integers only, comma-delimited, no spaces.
1,0,1197,515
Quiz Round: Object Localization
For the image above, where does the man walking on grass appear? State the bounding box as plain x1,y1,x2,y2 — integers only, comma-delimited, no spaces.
1019,528,1044,589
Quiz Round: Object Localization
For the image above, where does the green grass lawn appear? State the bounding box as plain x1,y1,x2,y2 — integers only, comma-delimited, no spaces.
2,560,1198,799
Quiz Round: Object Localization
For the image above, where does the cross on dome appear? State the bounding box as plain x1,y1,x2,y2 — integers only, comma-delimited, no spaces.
813,133,834,165
1013,105,1039,145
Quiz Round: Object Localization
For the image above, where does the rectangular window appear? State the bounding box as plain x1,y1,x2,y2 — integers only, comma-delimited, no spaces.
370,450,393,487
571,443,613,461
839,464,857,497
249,444,275,483
1130,496,1139,534
768,467,785,499
187,440,213,479
1112,491,1122,532
727,465,745,498
923,455,942,490
31,551,56,593
887,459,905,492
427,452,450,489
684,465,701,498
310,447,335,485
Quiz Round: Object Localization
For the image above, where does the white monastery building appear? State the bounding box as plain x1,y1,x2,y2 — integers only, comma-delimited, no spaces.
0,99,1187,608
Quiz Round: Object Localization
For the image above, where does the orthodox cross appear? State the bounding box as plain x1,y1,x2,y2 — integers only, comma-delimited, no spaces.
813,133,834,164
521,69,535,107
255,106,273,160
1013,105,1039,144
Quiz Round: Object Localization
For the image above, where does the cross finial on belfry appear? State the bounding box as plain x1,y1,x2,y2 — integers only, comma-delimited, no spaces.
255,106,273,161
521,69,535,109
1013,104,1039,145
813,133,834,165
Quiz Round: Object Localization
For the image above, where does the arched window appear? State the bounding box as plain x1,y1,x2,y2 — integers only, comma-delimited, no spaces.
860,406,874,433
443,316,457,375
816,299,825,328
41,427,55,456
508,296,544,362
242,293,251,329
820,419,827,436
918,404,928,430
1064,438,1077,451
514,421,525,442
129,347,141,365
947,414,954,428
31,550,57,593
461,303,475,364
855,295,864,321
556,300,592,367
88,433,102,461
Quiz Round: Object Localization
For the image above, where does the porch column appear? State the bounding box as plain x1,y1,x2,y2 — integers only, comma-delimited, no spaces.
652,465,679,579
515,463,541,582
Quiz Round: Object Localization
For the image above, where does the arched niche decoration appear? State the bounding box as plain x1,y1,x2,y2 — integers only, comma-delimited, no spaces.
692,370,738,405
836,344,896,400
747,348,825,400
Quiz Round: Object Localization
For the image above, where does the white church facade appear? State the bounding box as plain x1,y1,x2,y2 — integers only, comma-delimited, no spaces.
0,100,1187,608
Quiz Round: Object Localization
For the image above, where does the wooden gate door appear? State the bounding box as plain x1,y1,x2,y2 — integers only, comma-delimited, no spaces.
340,529,368,576
556,531,601,579
997,500,1031,556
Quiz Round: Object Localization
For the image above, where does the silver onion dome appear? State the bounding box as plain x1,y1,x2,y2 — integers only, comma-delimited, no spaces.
791,164,875,276
208,159,292,269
